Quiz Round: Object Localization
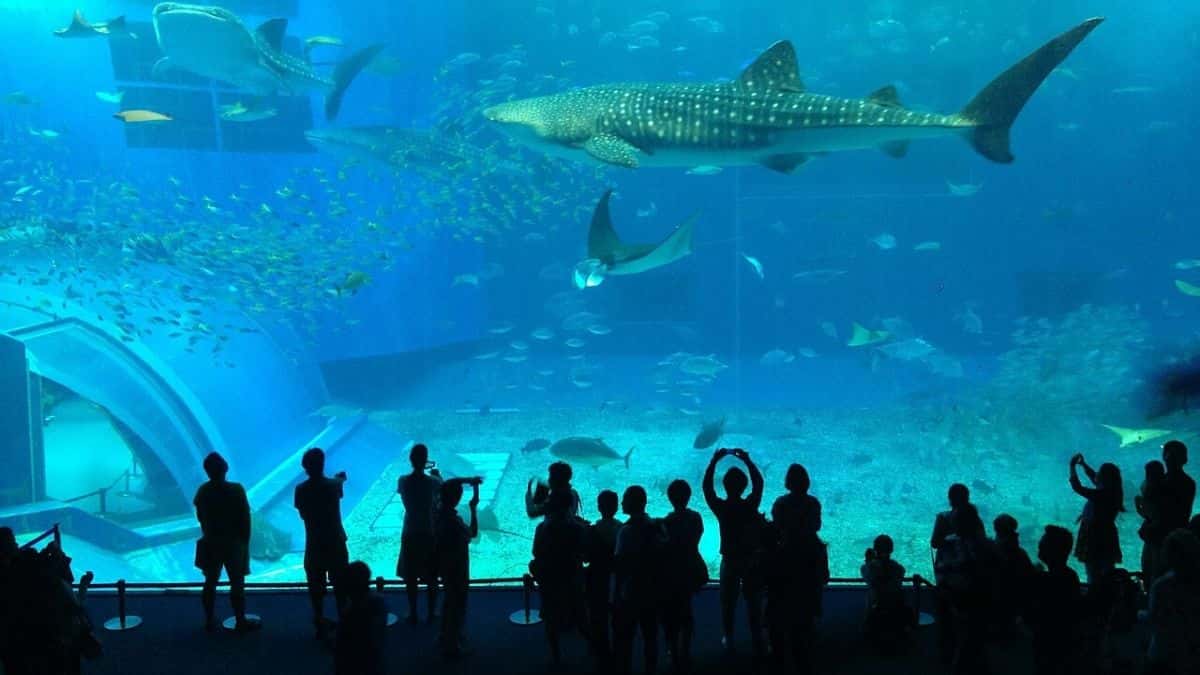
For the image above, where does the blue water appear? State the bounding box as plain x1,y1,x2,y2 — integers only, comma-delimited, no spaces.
0,0,1196,582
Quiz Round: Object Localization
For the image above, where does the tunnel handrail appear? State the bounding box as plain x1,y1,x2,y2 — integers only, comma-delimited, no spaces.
19,522,61,550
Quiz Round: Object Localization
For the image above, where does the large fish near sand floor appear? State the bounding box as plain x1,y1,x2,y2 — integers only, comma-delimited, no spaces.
484,18,1103,170
549,437,633,469
151,2,382,119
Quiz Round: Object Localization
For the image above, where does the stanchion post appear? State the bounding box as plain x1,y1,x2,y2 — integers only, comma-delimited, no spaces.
508,573,541,626
104,578,143,631
913,574,935,627
378,576,399,627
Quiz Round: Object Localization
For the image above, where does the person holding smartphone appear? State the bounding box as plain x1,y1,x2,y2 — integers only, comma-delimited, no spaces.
435,476,482,659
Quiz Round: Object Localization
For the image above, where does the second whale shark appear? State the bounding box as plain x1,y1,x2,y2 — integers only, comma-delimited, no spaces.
485,18,1103,171
151,3,382,120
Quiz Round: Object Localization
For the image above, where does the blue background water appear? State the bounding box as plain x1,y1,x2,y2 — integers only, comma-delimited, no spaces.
0,0,1197,580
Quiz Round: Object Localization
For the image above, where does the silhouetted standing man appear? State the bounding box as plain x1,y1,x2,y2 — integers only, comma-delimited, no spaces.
398,443,442,624
702,447,765,658
294,447,349,638
613,485,664,675
1163,440,1196,534
193,452,259,632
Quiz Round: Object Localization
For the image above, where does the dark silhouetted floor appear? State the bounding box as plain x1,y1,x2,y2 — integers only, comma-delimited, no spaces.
79,585,1149,674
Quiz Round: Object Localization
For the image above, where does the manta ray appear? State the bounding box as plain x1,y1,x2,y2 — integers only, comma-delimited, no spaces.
54,10,132,39
151,2,382,120
574,190,696,288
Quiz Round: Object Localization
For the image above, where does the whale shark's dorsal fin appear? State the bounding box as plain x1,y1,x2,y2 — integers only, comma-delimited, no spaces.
737,41,804,93
256,18,289,52
867,85,902,108
587,189,623,262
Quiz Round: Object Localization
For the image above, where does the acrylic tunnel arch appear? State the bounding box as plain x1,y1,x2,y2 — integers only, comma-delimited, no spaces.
0,282,413,573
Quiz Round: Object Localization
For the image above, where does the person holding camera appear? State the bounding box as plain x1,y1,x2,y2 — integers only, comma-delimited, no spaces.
397,443,443,624
1068,452,1125,584
294,447,350,639
702,447,766,658
435,475,482,659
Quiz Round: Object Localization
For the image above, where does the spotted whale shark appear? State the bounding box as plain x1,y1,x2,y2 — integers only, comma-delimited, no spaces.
485,18,1103,171
151,3,382,120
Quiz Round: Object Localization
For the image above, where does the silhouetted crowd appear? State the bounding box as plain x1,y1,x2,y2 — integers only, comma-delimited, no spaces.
4,440,1200,675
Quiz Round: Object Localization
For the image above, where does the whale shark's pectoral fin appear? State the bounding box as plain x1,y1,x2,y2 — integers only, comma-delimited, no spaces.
737,40,804,92
256,18,290,53
583,135,641,168
761,153,811,174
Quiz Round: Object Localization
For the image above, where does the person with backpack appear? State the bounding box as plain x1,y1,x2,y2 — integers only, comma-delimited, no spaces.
934,503,995,675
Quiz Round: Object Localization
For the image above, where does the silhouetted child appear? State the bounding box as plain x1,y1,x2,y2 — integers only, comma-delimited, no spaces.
397,443,443,624
861,534,911,652
532,489,588,666
435,476,480,659
193,452,259,632
1027,525,1081,675
702,447,765,657
1137,460,1169,585
527,460,583,519
586,489,622,670
661,479,706,673
334,561,388,675
614,485,665,675
1069,453,1125,583
294,447,350,638
992,514,1034,635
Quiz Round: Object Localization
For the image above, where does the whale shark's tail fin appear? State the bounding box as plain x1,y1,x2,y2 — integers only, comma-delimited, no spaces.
326,43,385,120
960,17,1103,163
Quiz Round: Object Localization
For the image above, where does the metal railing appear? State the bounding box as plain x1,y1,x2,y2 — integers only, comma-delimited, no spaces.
20,522,61,550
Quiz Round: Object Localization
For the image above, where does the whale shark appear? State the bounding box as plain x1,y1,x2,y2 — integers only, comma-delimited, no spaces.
574,189,695,288
151,3,382,120
485,17,1103,171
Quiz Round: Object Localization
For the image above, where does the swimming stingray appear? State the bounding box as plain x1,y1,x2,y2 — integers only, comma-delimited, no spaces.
54,10,132,39
573,189,696,288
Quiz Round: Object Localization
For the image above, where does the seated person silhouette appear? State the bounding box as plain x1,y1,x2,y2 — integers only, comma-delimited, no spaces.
861,534,912,651
193,452,259,632
294,447,350,638
334,561,388,675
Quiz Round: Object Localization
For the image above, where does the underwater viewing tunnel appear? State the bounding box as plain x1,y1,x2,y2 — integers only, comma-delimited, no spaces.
0,267,422,574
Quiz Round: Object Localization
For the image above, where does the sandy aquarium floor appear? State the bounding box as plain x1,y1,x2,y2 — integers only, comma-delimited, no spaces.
347,404,1151,582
